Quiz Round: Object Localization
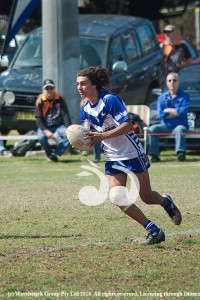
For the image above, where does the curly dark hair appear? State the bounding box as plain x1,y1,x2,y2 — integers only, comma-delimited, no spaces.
77,66,110,92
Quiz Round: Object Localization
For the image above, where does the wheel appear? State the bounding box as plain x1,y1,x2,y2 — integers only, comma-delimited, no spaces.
145,87,159,105
18,130,28,135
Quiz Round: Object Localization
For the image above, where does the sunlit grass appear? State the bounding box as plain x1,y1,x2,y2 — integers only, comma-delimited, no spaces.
0,150,200,298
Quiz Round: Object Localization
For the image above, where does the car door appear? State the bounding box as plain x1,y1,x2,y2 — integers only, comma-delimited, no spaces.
135,24,164,103
121,28,147,104
108,29,145,105
108,35,129,97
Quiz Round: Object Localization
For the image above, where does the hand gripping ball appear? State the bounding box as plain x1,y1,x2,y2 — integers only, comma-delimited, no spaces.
66,124,92,151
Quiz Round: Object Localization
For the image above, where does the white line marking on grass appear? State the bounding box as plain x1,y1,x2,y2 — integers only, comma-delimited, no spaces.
1,228,200,259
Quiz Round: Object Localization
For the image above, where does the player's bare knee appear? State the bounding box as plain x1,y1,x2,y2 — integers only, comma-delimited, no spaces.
109,186,133,211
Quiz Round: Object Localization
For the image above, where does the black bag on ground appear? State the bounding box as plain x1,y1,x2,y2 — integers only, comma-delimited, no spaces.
10,130,37,156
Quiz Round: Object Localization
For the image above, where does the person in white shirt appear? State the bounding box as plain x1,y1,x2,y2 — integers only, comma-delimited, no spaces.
76,66,182,245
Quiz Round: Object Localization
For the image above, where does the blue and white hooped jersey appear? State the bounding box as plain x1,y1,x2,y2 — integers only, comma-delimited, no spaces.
80,90,145,161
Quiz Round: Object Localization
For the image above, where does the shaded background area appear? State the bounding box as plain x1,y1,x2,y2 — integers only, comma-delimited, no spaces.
0,0,198,37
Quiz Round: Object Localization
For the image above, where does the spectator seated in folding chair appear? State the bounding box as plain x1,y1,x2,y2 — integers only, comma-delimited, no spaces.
148,72,190,162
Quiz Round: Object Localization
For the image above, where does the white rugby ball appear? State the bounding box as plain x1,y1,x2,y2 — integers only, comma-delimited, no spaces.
66,124,92,151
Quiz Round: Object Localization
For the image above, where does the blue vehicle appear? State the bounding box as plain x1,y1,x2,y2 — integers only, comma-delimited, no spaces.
0,14,165,135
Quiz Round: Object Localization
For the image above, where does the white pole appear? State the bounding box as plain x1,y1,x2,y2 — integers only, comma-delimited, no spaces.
195,1,200,50
42,0,81,124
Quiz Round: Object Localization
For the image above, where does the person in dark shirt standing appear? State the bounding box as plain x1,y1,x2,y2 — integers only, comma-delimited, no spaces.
35,79,70,162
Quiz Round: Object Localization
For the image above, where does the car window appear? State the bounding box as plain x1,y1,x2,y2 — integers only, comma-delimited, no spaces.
108,36,125,69
122,30,142,65
179,79,200,94
13,36,42,68
137,24,157,56
13,34,106,69
80,38,106,68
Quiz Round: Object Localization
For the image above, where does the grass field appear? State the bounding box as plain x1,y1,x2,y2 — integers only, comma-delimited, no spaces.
0,150,200,300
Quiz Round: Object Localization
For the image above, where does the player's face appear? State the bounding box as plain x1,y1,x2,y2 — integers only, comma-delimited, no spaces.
77,76,97,99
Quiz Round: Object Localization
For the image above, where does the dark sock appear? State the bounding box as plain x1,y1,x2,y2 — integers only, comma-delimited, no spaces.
144,220,159,233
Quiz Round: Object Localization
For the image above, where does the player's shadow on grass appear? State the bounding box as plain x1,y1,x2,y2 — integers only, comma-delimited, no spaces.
160,157,200,163
59,158,83,163
187,150,200,156
158,150,200,163
0,234,82,239
30,157,83,163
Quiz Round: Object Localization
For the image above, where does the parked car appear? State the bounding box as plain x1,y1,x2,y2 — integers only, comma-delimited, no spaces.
157,34,200,65
149,64,200,149
0,14,165,135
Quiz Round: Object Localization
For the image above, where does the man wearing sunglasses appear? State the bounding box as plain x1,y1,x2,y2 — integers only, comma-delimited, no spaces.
35,79,70,162
148,72,190,162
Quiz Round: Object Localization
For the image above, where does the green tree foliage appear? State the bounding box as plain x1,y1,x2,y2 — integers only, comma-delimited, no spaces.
0,0,196,34
0,0,195,20
80,0,194,20
0,0,13,14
